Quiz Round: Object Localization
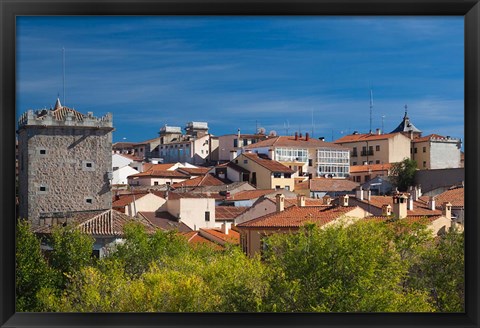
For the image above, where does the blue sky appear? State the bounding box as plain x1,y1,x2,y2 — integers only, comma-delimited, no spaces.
16,16,464,144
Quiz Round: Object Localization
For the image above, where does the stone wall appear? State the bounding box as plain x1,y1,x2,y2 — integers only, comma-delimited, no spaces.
18,126,112,225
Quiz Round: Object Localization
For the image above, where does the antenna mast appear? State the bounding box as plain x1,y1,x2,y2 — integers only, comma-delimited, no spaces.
62,47,66,106
369,89,373,134
311,109,314,138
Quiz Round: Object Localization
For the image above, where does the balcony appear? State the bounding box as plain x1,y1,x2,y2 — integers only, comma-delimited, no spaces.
360,150,374,156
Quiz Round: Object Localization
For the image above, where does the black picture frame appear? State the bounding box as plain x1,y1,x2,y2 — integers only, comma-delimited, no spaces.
1,1,479,327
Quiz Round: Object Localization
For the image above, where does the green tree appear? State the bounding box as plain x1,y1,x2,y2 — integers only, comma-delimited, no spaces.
391,158,418,191
263,221,433,312
16,220,54,311
409,229,464,312
48,224,95,289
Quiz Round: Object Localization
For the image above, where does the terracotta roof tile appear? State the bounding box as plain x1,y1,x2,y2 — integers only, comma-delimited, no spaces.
199,228,240,245
176,167,211,176
243,136,346,150
349,163,393,173
35,209,157,236
142,163,178,172
411,134,447,143
138,211,192,232
228,189,276,201
241,153,294,173
334,132,403,143
181,232,223,250
237,205,357,228
420,187,464,208
352,196,442,216
170,174,225,188
128,170,189,179
309,178,359,192
215,206,249,220
112,193,149,208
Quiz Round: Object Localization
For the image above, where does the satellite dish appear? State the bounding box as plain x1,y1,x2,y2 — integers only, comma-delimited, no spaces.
269,130,277,137
257,127,266,134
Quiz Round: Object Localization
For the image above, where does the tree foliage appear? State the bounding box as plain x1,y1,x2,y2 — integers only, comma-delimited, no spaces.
17,219,464,313
391,158,418,191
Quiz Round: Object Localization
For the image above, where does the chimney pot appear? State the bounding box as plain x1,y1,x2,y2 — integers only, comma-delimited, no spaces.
297,194,306,207
305,132,309,141
276,193,285,212
295,132,298,140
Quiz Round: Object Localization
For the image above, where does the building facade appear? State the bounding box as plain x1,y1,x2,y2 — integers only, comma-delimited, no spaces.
411,134,462,169
242,133,350,179
17,99,114,225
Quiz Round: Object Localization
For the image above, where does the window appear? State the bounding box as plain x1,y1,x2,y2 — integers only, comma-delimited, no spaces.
243,159,248,164
353,162,357,165
243,139,248,146
423,146,426,153
275,185,281,190
308,159,313,167
355,176,361,182
376,145,380,151
205,211,210,222
414,148,417,154
376,160,380,164
273,172,281,178
352,147,358,157
39,186,46,192
285,186,290,191
39,149,46,155
166,182,171,185
233,139,238,147
154,181,159,186
140,148,143,152
86,163,92,168
423,161,427,168
86,198,93,204
113,166,119,171
284,173,291,178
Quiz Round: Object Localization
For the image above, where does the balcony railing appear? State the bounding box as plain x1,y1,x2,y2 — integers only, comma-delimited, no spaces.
360,150,374,156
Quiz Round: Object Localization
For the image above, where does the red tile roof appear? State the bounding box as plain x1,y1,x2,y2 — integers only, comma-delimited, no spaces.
128,170,189,179
237,205,358,228
349,163,393,173
176,167,211,176
308,178,359,192
241,153,294,173
181,232,223,250
200,228,240,245
170,174,225,188
35,209,158,236
419,187,464,208
411,134,447,143
334,132,404,143
228,189,276,201
243,136,346,150
352,196,442,216
37,106,86,121
168,192,217,200
215,206,249,220
112,193,149,208
142,163,178,172
138,211,192,232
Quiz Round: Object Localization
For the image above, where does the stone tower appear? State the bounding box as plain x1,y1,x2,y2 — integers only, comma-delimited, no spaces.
17,98,114,226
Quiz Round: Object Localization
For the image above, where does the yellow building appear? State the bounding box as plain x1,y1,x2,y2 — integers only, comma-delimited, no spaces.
334,131,411,166
232,152,295,191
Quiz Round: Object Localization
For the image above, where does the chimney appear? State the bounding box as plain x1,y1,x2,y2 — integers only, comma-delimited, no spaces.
319,137,325,141
442,202,452,221
340,194,349,207
299,132,302,138
356,186,364,201
376,128,381,135
363,189,371,201
221,222,230,235
408,196,414,211
382,204,392,216
297,194,306,207
393,194,408,219
322,195,332,205
295,132,298,140
305,132,309,141
276,193,285,212
429,196,436,211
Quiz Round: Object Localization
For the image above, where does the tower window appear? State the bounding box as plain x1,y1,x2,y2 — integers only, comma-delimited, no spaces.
39,149,46,155
86,198,93,204
82,161,95,171
39,186,46,192
86,163,92,168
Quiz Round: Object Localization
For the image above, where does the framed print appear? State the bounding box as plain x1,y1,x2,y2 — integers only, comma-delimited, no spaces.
1,0,479,327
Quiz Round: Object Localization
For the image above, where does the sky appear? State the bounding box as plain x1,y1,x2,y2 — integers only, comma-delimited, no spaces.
16,16,464,144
